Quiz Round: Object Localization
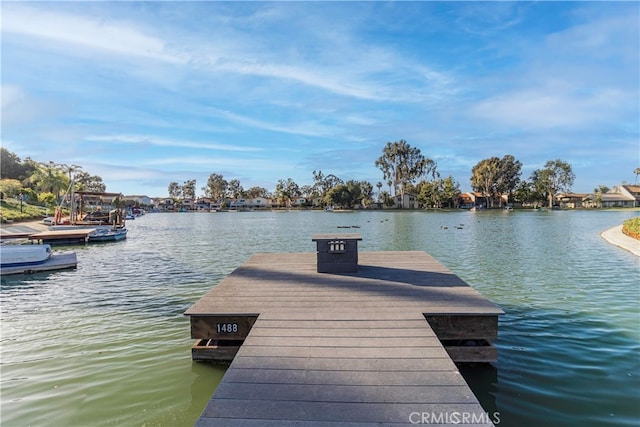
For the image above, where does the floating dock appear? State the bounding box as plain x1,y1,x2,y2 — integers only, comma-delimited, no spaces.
28,229,95,245
185,235,503,426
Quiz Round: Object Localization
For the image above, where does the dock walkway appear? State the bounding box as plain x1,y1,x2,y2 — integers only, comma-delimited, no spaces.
186,250,503,426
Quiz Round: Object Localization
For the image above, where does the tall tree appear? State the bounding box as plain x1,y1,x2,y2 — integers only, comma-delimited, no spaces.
634,167,640,185
245,186,269,199
470,157,500,208
441,176,461,208
227,179,244,200
496,155,522,204
27,161,68,199
1,148,32,180
312,170,343,204
275,178,300,208
75,171,106,193
375,140,435,206
182,179,196,201
203,173,228,202
532,159,575,208
168,181,182,200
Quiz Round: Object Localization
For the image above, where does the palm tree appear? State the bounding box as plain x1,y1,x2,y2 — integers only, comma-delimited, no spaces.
27,161,68,200
634,168,640,185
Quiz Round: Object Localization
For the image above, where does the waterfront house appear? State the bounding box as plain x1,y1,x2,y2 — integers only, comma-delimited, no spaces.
195,197,214,210
583,185,640,208
249,197,272,209
461,192,509,209
125,195,152,206
395,193,417,209
557,193,589,209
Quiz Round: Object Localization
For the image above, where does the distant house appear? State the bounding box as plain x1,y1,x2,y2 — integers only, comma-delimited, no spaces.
458,193,475,209
461,192,508,209
250,197,272,209
557,193,589,209
395,193,417,209
229,198,249,209
195,197,213,210
125,195,152,206
583,185,640,208
292,197,307,207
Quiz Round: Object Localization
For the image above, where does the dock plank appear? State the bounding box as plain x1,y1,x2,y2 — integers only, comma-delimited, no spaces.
186,250,502,426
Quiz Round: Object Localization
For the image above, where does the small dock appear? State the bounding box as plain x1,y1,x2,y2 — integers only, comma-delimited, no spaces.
185,235,503,426
28,229,95,245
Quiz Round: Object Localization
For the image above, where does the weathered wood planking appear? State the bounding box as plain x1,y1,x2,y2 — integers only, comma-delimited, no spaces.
28,229,95,245
186,250,502,426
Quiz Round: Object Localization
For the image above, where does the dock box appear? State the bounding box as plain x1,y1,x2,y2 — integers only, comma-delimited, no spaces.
312,233,362,273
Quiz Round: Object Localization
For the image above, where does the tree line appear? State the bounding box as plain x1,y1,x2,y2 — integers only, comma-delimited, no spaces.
0,148,106,208
169,140,579,209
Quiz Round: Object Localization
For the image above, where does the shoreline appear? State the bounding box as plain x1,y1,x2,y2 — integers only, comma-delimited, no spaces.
600,225,640,257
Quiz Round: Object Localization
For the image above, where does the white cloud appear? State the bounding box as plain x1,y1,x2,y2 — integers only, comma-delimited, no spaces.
2,5,186,63
84,134,262,152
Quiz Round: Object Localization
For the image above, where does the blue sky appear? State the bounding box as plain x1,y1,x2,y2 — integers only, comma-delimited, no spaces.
2,1,638,197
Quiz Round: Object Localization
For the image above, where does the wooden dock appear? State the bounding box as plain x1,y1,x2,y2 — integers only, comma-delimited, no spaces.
185,242,503,426
28,229,95,245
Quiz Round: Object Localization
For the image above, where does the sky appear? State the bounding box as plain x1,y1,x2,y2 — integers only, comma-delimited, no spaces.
2,1,639,197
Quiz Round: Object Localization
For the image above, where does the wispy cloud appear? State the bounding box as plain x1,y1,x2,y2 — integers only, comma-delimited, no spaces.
84,134,262,152
2,5,186,64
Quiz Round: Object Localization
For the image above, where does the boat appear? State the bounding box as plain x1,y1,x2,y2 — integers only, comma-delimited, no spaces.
1,244,51,267
0,244,78,275
87,228,128,243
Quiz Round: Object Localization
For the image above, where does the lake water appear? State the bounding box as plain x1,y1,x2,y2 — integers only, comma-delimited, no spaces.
1,210,638,427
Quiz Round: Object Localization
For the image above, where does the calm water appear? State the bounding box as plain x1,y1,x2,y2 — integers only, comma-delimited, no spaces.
1,210,638,427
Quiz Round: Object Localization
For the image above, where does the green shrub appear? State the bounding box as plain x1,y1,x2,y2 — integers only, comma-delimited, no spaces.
622,217,640,240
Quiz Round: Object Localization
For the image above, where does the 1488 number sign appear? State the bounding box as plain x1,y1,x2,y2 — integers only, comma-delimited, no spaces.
216,323,239,334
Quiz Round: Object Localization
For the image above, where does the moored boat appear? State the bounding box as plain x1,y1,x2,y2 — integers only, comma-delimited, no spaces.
1,244,51,267
87,228,127,242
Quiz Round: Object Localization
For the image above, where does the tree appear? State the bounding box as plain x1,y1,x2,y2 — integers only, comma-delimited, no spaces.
375,140,436,206
417,180,441,208
183,179,196,201
496,155,522,203
376,182,383,202
227,179,244,200
275,178,300,208
634,168,640,184
245,186,269,199
531,159,575,208
312,170,343,205
27,161,68,200
0,179,23,198
441,176,461,208
75,171,106,193
470,157,500,208
358,181,374,207
203,173,228,202
1,148,32,180
513,180,534,206
168,181,182,200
